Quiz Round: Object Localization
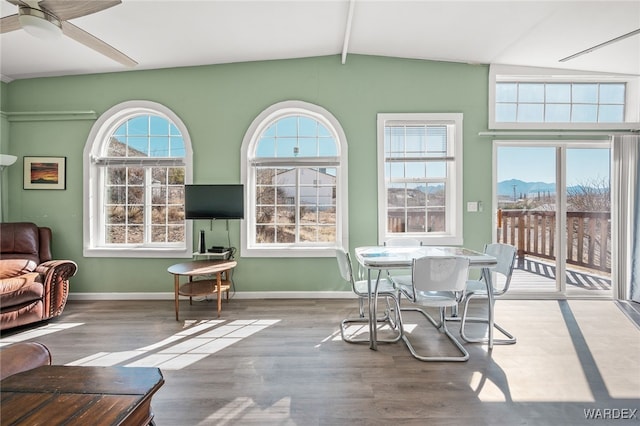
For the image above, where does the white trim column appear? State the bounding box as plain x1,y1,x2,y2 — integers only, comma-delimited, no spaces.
612,135,639,300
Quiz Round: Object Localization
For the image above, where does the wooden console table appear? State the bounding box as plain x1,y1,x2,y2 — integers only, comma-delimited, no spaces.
0,365,164,426
168,259,237,320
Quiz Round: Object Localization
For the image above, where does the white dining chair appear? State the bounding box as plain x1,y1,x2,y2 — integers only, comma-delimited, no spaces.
336,248,403,344
394,256,470,362
384,237,422,247
383,237,422,282
459,243,517,345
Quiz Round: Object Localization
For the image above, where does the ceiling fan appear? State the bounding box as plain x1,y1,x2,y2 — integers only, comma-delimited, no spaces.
0,0,137,67
560,28,640,63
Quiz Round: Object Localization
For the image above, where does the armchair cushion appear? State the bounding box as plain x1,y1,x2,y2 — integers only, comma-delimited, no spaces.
0,272,44,307
0,259,37,279
0,222,52,264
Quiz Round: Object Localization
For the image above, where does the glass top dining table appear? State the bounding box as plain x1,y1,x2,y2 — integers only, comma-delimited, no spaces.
354,245,498,351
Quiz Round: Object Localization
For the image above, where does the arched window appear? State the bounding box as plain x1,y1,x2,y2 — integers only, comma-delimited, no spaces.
241,101,348,257
84,101,193,258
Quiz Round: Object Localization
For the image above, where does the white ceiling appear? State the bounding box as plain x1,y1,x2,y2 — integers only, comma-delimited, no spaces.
1,0,639,83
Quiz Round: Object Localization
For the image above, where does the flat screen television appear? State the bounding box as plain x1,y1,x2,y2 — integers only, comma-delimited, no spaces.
184,184,245,220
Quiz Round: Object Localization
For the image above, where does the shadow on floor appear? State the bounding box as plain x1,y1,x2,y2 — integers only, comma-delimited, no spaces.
515,257,611,291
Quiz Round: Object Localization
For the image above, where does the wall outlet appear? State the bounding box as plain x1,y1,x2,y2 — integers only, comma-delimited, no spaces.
467,201,479,212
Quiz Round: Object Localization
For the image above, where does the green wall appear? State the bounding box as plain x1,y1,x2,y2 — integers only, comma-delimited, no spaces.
1,55,492,294
1,82,10,223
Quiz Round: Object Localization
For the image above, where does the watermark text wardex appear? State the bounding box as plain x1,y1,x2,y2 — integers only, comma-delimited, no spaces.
584,408,638,420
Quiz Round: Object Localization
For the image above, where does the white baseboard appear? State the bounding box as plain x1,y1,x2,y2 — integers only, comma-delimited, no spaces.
68,291,356,301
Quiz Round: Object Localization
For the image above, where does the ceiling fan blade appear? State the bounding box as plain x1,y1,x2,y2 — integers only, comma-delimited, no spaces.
61,21,137,67
560,28,640,62
38,0,121,21
0,14,21,33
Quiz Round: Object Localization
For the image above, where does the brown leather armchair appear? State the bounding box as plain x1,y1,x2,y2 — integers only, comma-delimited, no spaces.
0,222,77,331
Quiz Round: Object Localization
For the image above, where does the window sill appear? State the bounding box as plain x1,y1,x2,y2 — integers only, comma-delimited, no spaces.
241,246,338,258
488,122,639,131
83,247,191,259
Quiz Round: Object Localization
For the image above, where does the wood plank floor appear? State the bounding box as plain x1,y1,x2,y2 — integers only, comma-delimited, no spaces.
1,298,639,425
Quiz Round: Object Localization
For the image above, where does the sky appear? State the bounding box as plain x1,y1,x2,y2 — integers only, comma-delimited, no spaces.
497,146,610,186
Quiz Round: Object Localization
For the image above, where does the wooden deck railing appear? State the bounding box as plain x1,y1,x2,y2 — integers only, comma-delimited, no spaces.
497,209,611,273
387,209,611,273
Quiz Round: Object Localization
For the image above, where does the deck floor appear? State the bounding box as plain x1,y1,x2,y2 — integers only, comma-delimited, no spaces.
509,256,611,297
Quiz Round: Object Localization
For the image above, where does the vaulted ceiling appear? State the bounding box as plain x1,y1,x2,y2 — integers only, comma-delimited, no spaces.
1,0,639,83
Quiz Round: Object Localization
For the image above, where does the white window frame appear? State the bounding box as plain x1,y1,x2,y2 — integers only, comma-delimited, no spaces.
489,64,640,130
241,100,348,258
83,100,193,258
377,113,463,246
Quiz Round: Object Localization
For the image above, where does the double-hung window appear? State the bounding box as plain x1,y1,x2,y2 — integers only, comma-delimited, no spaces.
241,101,348,257
377,113,463,246
84,101,192,258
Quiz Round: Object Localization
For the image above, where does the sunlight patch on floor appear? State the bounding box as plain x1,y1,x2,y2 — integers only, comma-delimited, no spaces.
566,301,640,400
469,371,508,402
65,319,281,370
199,396,293,425
0,323,83,347
335,323,417,341
480,301,596,403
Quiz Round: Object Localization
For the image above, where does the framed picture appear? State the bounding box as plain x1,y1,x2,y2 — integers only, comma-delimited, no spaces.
23,156,66,190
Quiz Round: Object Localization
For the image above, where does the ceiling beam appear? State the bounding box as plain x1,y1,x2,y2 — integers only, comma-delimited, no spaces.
341,0,356,64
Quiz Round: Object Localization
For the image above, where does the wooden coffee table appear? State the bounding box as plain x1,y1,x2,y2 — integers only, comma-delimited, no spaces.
167,259,237,320
0,365,164,426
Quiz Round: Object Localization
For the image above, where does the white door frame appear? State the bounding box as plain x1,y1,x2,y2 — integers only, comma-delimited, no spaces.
493,139,613,298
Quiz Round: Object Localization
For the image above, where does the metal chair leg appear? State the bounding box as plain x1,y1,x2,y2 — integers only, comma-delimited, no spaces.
459,295,516,345
341,295,403,344
400,306,469,362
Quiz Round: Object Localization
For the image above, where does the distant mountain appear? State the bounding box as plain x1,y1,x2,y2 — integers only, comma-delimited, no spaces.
497,179,556,198
415,184,444,194
414,180,556,197
413,179,603,199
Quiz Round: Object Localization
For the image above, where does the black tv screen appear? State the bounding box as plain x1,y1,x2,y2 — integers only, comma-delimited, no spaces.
184,184,245,220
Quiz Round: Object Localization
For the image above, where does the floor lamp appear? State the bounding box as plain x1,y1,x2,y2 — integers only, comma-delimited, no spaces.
0,154,18,222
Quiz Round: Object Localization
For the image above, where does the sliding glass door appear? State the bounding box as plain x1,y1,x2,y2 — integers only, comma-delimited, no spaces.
495,141,612,298
565,147,611,296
